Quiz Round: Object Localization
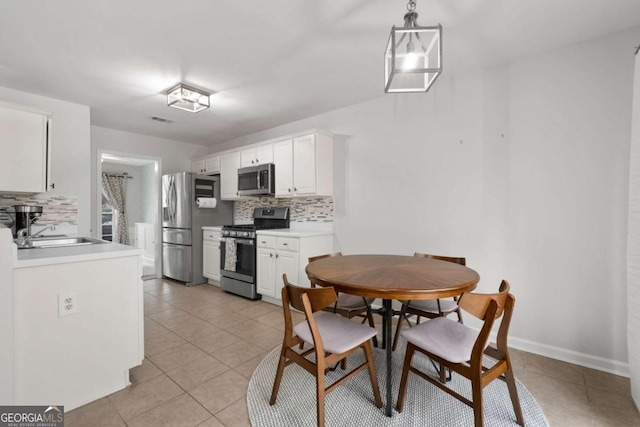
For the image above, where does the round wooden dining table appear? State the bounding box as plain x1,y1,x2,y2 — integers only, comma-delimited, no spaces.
305,254,480,417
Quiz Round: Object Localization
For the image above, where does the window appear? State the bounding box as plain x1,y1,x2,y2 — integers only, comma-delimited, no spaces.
101,195,113,242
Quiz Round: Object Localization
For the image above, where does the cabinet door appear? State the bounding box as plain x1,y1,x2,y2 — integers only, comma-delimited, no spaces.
240,148,256,167
256,248,276,297
292,134,317,195
192,159,205,174
203,239,221,281
256,144,274,164
273,140,294,196
204,156,220,174
220,152,241,200
0,104,49,193
275,250,299,297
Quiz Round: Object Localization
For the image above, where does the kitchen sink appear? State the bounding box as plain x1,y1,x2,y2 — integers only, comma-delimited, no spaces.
17,236,107,249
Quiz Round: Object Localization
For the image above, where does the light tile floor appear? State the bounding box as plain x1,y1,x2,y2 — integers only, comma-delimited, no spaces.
67,278,640,427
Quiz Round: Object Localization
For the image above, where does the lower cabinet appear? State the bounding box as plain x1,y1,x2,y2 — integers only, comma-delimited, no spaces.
256,233,332,302
202,229,221,283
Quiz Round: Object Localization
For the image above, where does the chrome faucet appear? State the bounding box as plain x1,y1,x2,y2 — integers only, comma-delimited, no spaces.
16,226,55,248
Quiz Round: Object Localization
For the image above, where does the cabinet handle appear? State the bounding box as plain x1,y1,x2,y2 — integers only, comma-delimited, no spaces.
288,188,291,192
294,187,297,191
50,183,55,189
282,243,288,246
276,253,279,258
255,158,259,163
270,253,273,258
261,241,266,244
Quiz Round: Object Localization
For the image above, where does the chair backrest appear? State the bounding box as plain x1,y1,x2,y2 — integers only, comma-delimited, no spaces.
282,274,337,314
458,280,514,359
413,252,466,266
308,252,343,264
458,280,510,320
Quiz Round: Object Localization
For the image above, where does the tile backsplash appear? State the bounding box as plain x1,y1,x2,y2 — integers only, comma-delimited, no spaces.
0,193,78,226
234,197,333,223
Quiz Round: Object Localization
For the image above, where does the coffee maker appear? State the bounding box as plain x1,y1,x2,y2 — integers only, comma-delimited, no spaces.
12,205,43,237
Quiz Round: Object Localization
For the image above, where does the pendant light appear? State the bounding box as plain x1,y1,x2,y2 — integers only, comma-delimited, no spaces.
384,0,442,93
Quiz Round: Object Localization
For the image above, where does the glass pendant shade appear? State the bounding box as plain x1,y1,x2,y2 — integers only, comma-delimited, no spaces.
167,84,210,113
385,23,442,93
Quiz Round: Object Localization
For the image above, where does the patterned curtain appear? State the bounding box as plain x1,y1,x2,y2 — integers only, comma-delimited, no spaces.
102,173,129,245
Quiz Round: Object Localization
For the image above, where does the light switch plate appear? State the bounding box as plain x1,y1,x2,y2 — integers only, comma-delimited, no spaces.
58,292,78,317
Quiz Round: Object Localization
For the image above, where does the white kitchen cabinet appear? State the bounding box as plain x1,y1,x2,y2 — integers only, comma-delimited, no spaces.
273,132,333,197
240,144,274,167
192,155,220,175
0,102,51,193
255,232,333,303
134,223,155,266
220,151,242,200
203,228,221,283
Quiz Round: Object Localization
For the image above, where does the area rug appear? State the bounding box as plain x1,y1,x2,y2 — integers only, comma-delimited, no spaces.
247,342,549,427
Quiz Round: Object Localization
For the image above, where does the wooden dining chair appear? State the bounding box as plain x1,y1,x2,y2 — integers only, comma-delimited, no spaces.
392,253,466,352
309,253,378,347
396,280,524,427
270,274,382,427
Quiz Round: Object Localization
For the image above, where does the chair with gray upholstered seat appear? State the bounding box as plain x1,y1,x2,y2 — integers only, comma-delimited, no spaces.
396,280,524,427
270,274,382,427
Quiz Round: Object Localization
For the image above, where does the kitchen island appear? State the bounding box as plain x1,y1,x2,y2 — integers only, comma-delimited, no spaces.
0,228,144,410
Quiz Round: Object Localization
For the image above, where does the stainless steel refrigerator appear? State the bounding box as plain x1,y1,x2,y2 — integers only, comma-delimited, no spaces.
162,172,232,286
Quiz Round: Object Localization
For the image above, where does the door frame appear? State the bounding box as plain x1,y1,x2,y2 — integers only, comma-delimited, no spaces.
96,149,163,279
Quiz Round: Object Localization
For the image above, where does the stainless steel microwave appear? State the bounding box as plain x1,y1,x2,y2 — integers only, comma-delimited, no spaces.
237,163,275,196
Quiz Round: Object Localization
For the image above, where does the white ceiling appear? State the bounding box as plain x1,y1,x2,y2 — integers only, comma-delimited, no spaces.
1,0,640,148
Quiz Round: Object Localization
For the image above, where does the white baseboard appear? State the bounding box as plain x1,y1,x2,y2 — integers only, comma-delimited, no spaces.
506,334,630,378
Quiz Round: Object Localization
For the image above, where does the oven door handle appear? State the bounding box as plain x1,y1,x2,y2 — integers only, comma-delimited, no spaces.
220,237,254,245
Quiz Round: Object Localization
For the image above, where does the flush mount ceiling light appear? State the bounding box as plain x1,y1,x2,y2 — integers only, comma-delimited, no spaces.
167,84,210,113
384,0,442,93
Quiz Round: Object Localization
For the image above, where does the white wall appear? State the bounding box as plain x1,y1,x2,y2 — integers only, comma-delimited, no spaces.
205,27,640,375
628,51,640,404
91,126,207,235
0,87,91,233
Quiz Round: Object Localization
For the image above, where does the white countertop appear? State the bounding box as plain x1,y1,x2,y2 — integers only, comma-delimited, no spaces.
202,226,223,231
256,228,333,237
12,239,142,268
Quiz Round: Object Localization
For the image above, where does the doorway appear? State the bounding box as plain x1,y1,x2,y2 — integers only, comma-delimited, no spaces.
97,150,162,280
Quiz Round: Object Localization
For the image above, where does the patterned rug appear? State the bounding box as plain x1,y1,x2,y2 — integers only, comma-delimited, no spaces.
247,342,549,427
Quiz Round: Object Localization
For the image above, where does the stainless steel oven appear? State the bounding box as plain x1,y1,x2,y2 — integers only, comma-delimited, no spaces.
220,234,256,285
219,207,290,300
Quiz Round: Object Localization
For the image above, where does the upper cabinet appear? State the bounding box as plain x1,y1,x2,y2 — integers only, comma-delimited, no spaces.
240,144,273,167
274,132,333,197
192,155,220,175
196,130,333,200
0,103,51,193
220,151,241,200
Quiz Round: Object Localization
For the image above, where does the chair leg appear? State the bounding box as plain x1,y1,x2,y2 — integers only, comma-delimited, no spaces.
456,306,464,324
363,341,383,408
504,364,525,426
316,364,326,427
269,346,288,405
471,370,484,427
392,304,408,351
395,343,416,413
365,306,379,348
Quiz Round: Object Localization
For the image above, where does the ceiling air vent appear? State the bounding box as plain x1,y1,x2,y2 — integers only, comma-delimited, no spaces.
150,116,173,124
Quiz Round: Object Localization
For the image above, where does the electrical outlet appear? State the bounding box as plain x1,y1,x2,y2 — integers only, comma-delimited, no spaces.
58,292,78,317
